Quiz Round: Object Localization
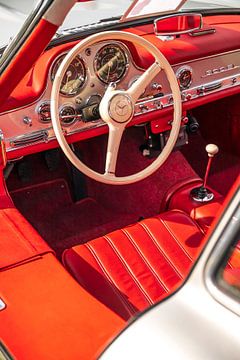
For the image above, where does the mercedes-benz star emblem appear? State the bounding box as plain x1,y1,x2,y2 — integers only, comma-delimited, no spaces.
115,100,128,117
109,94,133,123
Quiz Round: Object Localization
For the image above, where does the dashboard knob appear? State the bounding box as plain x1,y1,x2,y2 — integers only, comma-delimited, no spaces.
154,100,163,109
139,104,148,113
185,93,192,101
23,116,32,127
152,82,162,91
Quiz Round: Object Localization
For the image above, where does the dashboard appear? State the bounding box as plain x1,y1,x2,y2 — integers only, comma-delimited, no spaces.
0,15,240,159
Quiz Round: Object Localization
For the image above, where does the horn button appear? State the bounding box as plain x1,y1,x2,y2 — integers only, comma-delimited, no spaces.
109,94,133,123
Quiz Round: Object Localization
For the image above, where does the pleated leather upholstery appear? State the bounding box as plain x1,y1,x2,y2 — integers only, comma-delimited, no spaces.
63,210,205,320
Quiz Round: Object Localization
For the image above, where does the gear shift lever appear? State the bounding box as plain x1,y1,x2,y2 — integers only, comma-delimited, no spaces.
191,144,219,202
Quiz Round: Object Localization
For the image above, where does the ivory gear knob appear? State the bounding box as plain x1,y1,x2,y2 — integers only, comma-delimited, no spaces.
206,144,219,157
190,143,219,202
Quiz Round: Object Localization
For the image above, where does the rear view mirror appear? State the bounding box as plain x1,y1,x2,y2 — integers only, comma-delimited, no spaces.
154,13,202,36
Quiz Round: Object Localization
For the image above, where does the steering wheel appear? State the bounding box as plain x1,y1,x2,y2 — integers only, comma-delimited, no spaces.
51,31,182,185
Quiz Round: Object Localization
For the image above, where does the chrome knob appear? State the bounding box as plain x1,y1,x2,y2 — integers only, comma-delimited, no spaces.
152,82,162,91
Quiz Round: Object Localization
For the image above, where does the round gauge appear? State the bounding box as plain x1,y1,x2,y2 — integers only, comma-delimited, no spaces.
94,44,128,84
60,105,77,126
51,55,86,96
37,102,51,123
176,66,193,90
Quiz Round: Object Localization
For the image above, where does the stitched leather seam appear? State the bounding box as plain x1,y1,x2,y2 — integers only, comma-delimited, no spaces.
122,228,169,293
169,209,205,235
85,243,135,315
104,235,153,305
157,217,193,261
139,222,183,279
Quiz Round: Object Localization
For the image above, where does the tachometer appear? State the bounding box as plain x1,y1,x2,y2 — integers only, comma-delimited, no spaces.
94,44,128,84
51,55,86,96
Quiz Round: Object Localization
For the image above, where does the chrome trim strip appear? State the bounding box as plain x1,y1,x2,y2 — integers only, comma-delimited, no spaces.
9,130,48,148
189,28,216,37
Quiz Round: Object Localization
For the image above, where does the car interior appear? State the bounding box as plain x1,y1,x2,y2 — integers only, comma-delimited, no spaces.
0,3,240,358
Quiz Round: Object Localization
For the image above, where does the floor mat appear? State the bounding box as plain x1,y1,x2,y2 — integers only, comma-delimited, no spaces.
181,133,240,195
11,179,138,258
7,150,71,191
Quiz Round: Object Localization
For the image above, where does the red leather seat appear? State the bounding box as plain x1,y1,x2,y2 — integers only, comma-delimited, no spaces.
63,210,206,320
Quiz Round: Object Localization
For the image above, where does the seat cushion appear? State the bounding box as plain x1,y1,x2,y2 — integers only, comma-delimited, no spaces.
63,210,205,320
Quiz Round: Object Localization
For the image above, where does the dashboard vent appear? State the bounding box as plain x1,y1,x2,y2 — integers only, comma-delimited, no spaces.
10,131,48,148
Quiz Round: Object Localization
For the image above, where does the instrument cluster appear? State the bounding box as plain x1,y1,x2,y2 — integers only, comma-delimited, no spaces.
50,42,129,97
36,41,138,127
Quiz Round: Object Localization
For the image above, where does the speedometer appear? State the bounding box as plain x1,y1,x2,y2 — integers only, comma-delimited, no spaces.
51,55,86,96
94,44,128,84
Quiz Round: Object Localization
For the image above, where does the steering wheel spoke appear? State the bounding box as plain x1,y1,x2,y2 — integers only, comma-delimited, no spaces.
105,124,124,176
51,31,181,185
127,61,162,103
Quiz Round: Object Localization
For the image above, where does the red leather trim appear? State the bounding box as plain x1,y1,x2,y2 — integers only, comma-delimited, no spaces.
0,253,125,359
0,208,53,270
160,176,203,212
0,19,58,109
63,210,205,319
164,179,223,233
190,202,223,233
0,15,239,114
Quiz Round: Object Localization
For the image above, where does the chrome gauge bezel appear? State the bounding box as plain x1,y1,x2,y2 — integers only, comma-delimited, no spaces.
93,42,129,84
51,53,87,97
176,65,193,90
37,101,51,124
59,104,78,126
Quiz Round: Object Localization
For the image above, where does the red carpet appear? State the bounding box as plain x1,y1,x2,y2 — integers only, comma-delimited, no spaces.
10,179,138,258
81,128,198,218
10,142,197,258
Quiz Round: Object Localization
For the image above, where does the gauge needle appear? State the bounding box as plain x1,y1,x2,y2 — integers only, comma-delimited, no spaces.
107,63,111,82
98,54,119,76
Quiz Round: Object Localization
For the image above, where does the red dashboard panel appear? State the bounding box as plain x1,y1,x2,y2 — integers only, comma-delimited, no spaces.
0,15,239,114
